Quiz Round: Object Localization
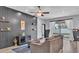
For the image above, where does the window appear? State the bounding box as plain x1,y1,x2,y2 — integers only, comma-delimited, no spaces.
21,20,25,30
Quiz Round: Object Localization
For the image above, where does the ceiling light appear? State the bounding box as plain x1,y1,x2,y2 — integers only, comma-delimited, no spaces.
1,28,3,31
36,13,42,16
7,27,11,31
0,16,6,20
17,12,22,16
36,10,43,16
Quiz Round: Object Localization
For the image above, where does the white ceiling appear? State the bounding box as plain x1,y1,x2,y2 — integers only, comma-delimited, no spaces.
7,6,79,19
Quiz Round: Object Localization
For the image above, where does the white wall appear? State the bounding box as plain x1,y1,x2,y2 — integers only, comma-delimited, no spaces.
37,15,79,40
73,19,79,29
37,18,44,39
49,22,56,37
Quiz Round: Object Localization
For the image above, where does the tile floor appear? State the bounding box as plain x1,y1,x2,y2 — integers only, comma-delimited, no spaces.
0,39,79,53
0,46,19,53
63,39,79,53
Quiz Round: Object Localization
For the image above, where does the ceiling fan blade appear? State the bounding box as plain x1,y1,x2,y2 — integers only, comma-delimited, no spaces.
41,14,44,16
43,12,49,14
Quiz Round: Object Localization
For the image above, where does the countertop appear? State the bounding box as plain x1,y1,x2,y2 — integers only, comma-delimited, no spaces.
31,35,62,46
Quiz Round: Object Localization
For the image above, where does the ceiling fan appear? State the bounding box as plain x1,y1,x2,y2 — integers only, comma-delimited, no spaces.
30,6,49,16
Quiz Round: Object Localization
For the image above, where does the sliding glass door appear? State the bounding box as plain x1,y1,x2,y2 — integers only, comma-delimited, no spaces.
49,20,74,41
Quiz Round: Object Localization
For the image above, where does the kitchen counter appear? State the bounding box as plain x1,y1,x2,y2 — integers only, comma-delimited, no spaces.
30,35,63,53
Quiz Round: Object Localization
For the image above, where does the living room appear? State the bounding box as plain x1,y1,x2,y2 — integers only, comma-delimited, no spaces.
0,6,79,53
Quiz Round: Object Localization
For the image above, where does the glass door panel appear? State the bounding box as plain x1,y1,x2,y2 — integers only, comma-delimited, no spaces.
49,20,74,41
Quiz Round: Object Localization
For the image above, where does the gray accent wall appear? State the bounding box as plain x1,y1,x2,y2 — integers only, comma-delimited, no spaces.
0,6,37,49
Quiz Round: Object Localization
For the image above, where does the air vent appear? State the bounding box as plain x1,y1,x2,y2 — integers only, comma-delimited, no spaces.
57,18,73,21
50,17,73,22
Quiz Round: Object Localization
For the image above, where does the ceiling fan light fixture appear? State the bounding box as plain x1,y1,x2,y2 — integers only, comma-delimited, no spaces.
36,10,43,16
36,12,42,16
31,6,49,16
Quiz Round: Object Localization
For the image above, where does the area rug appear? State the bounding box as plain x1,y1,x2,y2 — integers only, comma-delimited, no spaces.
12,44,31,53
